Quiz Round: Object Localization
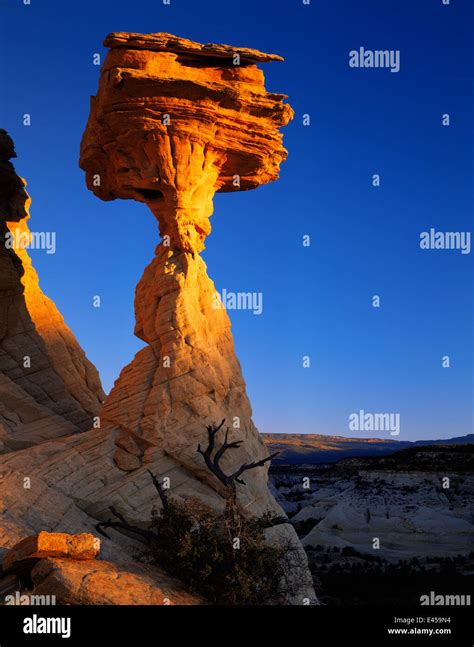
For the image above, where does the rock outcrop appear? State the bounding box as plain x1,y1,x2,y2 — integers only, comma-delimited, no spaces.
30,557,203,605
2,531,100,573
0,130,105,452
79,31,294,509
1,531,201,605
76,32,314,602
0,34,316,604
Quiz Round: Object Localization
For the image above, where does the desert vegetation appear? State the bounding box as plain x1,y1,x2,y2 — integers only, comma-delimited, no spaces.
97,421,287,604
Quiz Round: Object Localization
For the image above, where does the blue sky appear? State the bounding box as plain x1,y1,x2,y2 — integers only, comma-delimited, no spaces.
1,0,472,440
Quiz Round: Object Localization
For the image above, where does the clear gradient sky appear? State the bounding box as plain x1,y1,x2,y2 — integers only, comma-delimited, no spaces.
1,0,472,440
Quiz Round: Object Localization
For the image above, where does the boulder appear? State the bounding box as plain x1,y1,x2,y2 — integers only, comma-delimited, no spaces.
2,532,100,573
30,557,203,605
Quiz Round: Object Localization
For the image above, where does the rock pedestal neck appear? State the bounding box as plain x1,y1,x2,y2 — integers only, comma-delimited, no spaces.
80,32,294,500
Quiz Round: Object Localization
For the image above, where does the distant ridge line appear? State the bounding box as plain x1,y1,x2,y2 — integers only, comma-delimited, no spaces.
262,433,474,465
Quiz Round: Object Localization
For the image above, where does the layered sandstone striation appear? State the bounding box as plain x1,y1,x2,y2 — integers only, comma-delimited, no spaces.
0,34,315,604
81,32,293,253
0,130,204,606
77,32,315,602
2,531,100,573
1,531,201,605
79,32,294,503
30,557,203,605
0,130,105,452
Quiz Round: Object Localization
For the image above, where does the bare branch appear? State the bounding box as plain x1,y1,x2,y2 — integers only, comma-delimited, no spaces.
231,452,280,485
214,428,242,463
197,419,231,487
147,469,169,511
197,420,279,489
95,506,157,543
198,419,225,455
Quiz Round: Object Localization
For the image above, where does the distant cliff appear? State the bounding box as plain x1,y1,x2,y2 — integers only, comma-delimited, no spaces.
262,432,474,464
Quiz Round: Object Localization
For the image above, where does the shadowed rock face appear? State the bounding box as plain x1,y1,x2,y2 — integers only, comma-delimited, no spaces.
0,130,105,452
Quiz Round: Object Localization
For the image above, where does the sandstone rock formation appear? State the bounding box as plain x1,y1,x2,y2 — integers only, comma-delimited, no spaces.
76,32,314,602
0,34,316,604
79,31,294,507
0,130,105,452
1,531,201,605
30,557,203,605
2,531,100,573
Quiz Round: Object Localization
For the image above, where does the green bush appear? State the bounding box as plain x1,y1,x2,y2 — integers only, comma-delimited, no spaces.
150,497,284,605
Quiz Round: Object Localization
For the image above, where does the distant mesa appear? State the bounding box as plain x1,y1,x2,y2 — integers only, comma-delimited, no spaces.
263,432,474,465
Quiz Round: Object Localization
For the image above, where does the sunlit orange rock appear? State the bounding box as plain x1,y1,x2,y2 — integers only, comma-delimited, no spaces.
77,33,315,602
79,32,293,488
2,531,100,573
0,130,105,451
30,556,203,605
81,31,293,253
0,35,314,604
